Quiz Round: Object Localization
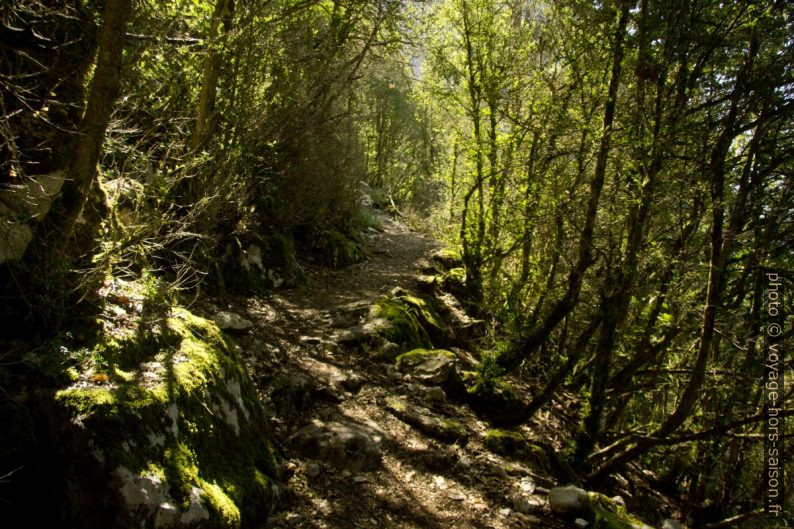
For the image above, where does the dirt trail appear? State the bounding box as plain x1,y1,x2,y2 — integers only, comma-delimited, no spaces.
220,212,556,529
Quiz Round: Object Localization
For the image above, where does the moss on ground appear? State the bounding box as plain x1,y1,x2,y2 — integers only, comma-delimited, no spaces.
51,306,279,529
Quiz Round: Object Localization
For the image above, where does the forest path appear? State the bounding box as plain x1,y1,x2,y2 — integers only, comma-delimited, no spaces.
214,211,555,529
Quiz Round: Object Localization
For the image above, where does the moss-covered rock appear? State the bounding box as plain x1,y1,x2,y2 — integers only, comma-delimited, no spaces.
219,232,304,294
430,248,463,271
439,267,468,296
589,493,651,529
395,348,456,370
396,293,447,344
369,296,431,355
314,230,365,268
40,307,280,529
484,429,549,470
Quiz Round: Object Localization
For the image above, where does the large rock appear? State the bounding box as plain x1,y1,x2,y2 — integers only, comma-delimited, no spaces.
0,171,65,221
291,420,387,472
219,233,305,294
384,397,468,444
396,349,457,384
26,307,280,529
0,171,65,264
549,485,590,518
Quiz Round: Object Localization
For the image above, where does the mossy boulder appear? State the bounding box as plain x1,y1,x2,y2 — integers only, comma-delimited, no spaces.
396,293,448,345
430,248,463,271
219,232,304,294
395,349,464,397
37,307,280,529
549,487,651,529
314,230,365,268
439,267,468,297
589,493,652,529
369,296,431,356
484,429,549,471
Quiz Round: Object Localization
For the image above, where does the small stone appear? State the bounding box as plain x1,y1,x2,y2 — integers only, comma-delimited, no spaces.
512,494,543,514
520,477,536,493
425,386,446,403
499,508,511,516
574,518,589,528
549,485,590,518
447,491,465,501
300,336,322,344
341,373,365,393
661,520,684,529
154,503,179,528
211,311,254,332
611,495,626,507
381,342,400,359
304,461,321,478
390,286,407,296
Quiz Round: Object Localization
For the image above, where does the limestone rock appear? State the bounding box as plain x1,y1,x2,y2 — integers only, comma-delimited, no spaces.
334,325,382,350
512,494,543,515
340,372,365,393
425,386,446,403
291,420,387,472
211,311,254,332
384,396,468,443
549,485,590,518
0,220,33,264
396,349,457,384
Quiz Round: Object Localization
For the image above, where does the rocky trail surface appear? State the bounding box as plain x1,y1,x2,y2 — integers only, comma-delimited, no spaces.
199,212,678,529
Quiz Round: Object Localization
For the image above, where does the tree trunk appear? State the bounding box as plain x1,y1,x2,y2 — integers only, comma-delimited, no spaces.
497,0,630,373
56,0,132,242
191,0,235,152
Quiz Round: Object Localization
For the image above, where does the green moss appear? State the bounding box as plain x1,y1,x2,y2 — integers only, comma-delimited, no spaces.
431,248,463,270
201,479,241,527
51,303,279,529
484,429,549,470
441,419,468,439
484,429,525,454
397,294,446,341
589,493,647,529
395,348,455,369
315,230,365,268
373,296,430,351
